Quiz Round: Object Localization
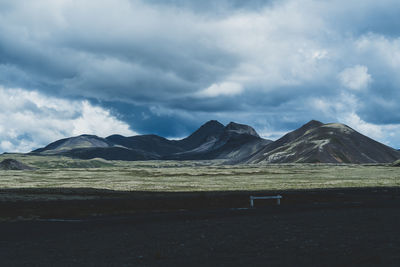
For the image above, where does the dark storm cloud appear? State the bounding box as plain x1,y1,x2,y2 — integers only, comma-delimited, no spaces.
91,100,188,137
1,0,400,151
0,0,240,101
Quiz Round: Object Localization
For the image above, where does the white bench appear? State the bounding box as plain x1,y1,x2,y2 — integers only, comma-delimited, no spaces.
250,195,282,208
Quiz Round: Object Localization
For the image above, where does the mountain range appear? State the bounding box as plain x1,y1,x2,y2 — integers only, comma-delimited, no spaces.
32,121,271,162
31,120,400,164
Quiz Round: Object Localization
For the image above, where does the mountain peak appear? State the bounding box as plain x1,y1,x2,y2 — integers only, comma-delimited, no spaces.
194,120,225,134
225,122,260,137
177,120,224,150
203,120,224,128
303,120,324,128
296,120,324,135
78,134,98,137
226,122,240,127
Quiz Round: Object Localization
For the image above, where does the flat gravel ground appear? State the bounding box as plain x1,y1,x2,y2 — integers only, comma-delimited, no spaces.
1,203,400,267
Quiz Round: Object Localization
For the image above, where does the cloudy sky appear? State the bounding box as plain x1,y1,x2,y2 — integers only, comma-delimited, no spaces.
1,0,400,152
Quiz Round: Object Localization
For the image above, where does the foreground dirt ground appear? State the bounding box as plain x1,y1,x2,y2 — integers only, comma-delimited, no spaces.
0,187,399,266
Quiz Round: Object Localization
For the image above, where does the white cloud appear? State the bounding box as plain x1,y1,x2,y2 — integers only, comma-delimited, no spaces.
355,34,400,69
209,2,332,90
339,65,372,91
72,101,135,137
339,112,400,149
339,112,384,140
197,82,243,98
0,86,136,153
0,141,14,152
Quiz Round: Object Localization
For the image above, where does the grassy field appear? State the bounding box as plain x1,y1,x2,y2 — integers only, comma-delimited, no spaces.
1,154,399,192
2,155,399,265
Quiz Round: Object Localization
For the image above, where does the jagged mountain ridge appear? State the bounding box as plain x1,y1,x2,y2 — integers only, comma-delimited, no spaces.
245,120,400,164
32,120,272,161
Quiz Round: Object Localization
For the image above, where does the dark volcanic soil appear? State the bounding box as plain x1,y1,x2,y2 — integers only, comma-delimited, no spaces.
0,187,399,266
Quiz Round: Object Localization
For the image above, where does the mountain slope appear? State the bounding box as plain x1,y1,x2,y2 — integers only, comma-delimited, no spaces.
32,135,113,154
246,120,400,163
392,159,400,167
176,120,225,151
31,120,271,161
106,134,184,156
61,147,159,161
31,134,159,160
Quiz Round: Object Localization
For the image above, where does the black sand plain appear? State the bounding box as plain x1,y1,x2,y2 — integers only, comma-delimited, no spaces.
0,187,399,266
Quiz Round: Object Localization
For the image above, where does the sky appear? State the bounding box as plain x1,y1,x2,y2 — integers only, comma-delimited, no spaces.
1,0,400,152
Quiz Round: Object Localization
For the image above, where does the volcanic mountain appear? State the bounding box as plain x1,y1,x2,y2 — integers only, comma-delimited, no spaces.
32,120,272,161
244,120,400,164
168,121,271,160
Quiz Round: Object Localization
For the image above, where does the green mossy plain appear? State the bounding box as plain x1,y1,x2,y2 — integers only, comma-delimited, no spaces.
0,154,399,192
